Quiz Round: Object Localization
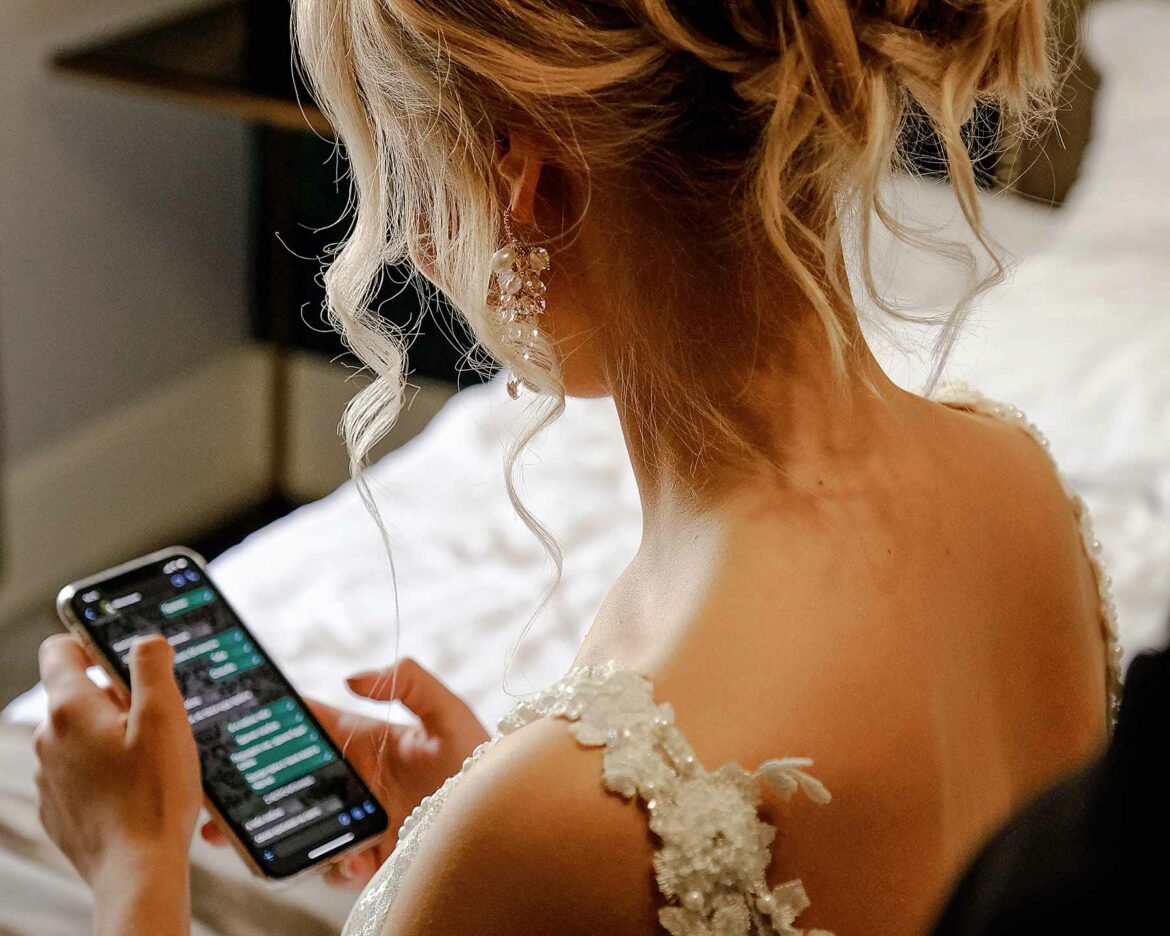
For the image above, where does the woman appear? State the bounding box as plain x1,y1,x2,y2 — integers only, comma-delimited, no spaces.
33,1,1119,934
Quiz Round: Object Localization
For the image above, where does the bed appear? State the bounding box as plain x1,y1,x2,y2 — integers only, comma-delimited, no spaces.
2,2,1168,933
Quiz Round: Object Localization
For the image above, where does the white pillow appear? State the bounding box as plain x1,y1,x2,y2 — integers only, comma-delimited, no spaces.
940,0,1170,497
1069,0,1170,240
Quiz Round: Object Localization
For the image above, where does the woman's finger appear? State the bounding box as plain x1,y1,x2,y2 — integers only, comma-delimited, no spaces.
305,698,348,739
306,699,401,779
125,635,185,741
104,683,130,709
323,863,363,891
200,820,228,847
347,658,472,735
39,634,110,719
323,848,381,891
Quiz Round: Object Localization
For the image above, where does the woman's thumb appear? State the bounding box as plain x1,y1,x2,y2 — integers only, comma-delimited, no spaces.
126,634,184,740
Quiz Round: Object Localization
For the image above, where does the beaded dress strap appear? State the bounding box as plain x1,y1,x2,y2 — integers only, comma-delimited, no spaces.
343,736,503,936
500,662,833,936
932,383,1123,725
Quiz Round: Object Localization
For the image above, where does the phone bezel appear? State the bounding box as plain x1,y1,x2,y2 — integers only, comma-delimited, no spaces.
56,545,389,883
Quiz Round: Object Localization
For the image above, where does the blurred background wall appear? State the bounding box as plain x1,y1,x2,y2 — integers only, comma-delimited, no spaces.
0,0,260,630
0,2,466,699
0,0,250,460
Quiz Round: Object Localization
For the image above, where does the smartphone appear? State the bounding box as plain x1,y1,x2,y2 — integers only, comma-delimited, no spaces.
56,546,389,881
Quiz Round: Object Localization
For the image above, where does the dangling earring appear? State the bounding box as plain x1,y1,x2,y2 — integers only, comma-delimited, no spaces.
487,212,550,399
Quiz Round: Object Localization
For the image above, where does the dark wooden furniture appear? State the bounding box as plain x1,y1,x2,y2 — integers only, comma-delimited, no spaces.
51,0,480,519
52,1,331,134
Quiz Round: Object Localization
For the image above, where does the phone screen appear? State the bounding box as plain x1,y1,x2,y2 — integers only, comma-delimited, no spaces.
66,551,389,879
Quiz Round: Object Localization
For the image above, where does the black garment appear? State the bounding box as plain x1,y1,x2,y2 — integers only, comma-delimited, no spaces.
930,643,1169,934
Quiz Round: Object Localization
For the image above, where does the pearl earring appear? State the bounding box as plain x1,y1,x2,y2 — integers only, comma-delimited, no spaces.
487,212,550,399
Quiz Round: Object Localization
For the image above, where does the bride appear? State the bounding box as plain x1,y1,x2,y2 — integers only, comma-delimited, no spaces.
33,1,1118,934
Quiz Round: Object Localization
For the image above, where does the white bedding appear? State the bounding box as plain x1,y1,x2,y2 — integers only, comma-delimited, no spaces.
5,3,1170,741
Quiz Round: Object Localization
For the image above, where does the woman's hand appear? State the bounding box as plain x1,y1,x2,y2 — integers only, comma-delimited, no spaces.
201,657,489,890
34,633,201,935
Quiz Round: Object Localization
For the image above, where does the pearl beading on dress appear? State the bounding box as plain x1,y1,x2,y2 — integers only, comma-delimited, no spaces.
343,735,503,936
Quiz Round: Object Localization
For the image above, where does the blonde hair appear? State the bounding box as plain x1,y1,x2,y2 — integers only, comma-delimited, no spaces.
292,0,1053,543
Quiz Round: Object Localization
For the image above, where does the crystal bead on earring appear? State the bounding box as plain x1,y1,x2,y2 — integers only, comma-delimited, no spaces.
487,220,551,399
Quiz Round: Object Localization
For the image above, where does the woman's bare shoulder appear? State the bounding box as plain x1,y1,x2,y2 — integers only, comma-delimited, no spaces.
937,398,1104,631
379,716,659,936
934,396,1082,523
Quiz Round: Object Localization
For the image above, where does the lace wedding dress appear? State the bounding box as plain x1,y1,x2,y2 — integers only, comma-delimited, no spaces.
343,389,1122,936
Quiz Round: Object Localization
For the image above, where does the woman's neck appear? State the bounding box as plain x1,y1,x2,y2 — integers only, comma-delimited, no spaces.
583,305,923,669
618,304,911,521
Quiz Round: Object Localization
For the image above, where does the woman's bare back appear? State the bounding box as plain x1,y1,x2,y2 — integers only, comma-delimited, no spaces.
349,392,1114,936
600,395,1112,933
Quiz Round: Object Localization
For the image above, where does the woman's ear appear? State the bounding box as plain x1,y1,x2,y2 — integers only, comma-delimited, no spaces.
497,128,546,226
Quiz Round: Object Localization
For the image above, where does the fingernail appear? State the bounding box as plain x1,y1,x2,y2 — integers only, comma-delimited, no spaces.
346,671,378,686
337,858,356,880
131,634,172,657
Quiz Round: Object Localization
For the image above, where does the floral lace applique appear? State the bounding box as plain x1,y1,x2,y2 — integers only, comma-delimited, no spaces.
500,663,833,936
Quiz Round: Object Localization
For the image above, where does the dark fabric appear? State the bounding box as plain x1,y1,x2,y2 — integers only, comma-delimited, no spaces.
931,643,1169,934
